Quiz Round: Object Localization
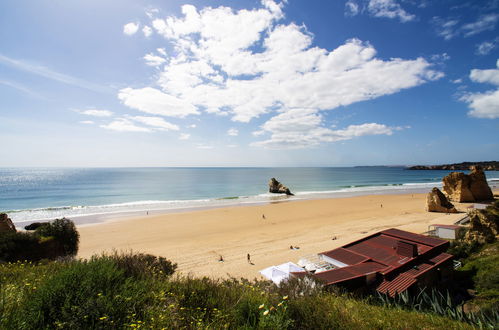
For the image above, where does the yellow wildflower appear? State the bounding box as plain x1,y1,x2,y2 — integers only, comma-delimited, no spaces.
258,304,265,309
263,310,269,316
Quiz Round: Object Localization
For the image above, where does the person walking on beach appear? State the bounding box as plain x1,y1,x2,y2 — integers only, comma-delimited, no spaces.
262,214,266,219
247,253,251,263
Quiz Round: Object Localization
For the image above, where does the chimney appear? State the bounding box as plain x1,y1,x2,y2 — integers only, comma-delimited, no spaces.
396,241,417,258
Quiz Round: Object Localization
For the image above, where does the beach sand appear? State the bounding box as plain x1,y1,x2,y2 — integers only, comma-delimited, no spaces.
78,193,468,279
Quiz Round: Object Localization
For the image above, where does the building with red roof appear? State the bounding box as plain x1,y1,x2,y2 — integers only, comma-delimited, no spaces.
312,228,453,296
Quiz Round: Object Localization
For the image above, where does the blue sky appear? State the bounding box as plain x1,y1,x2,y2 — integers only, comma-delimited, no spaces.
0,0,498,167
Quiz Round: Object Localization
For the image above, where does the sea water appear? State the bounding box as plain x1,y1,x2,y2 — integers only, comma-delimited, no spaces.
1,167,498,225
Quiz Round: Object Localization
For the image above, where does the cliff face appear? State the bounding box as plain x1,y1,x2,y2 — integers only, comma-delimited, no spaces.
464,202,499,244
408,161,499,171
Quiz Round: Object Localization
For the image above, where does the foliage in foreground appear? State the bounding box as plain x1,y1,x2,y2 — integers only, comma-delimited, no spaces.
0,253,476,330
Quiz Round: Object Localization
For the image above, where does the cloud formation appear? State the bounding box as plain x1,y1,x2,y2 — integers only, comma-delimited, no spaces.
0,53,108,93
345,0,415,22
462,59,499,119
76,109,114,117
433,14,499,40
250,108,404,148
476,38,499,55
121,0,440,147
123,22,140,35
101,118,151,132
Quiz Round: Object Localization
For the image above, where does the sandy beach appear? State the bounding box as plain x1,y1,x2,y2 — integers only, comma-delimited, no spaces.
77,192,474,279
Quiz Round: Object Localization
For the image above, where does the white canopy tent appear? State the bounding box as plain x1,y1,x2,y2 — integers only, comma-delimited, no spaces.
259,262,306,285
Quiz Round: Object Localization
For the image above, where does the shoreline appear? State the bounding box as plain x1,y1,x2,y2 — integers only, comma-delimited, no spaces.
12,185,446,227
77,192,477,280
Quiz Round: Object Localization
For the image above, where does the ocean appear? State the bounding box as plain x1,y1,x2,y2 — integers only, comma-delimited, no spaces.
1,167,498,225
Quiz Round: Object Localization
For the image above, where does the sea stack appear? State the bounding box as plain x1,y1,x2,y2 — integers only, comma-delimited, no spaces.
268,178,294,195
442,166,493,202
426,187,458,213
0,213,16,233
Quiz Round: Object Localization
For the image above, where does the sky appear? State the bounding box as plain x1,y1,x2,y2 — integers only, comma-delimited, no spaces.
0,0,498,167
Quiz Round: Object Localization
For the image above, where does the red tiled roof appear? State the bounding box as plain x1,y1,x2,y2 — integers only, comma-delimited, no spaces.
427,252,453,266
313,261,387,285
382,228,447,247
376,274,417,297
321,248,369,265
311,228,452,295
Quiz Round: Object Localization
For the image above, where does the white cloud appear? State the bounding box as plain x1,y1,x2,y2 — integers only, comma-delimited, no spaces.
227,128,239,136
123,22,140,35
462,59,499,119
79,120,94,124
430,53,450,63
432,17,460,40
157,48,167,56
179,133,191,140
123,1,440,146
144,53,166,67
366,0,415,22
101,119,151,132
251,108,404,148
188,124,197,128
0,79,44,99
462,14,499,37
451,78,463,84
433,14,499,40
476,38,499,55
344,0,414,22
345,0,360,16
146,8,159,19
469,60,499,86
76,109,113,117
463,90,499,119
127,115,179,130
227,144,238,148
142,25,153,37
118,87,199,118
0,53,108,93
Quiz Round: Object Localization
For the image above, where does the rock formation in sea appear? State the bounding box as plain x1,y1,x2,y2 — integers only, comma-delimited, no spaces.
268,178,294,195
469,166,494,201
0,213,16,233
426,187,458,213
442,166,493,202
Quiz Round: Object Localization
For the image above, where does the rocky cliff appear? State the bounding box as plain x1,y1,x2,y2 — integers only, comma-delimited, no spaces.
408,161,499,171
426,187,458,213
442,166,493,202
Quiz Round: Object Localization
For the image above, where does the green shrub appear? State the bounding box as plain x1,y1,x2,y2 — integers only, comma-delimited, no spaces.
0,231,41,262
99,251,177,279
35,218,79,257
19,258,153,329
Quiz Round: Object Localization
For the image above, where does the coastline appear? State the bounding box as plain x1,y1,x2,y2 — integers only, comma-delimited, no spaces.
77,192,474,280
13,181,491,227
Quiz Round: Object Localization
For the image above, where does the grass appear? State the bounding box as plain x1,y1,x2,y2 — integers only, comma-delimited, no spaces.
0,254,476,329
